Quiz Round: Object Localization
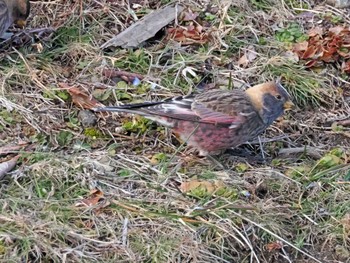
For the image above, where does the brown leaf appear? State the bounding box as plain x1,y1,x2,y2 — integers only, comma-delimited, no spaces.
237,46,257,67
0,155,20,180
342,60,350,73
301,45,319,59
306,39,322,52
321,49,336,62
102,68,144,83
308,27,323,37
329,25,347,35
195,24,203,33
304,59,318,68
337,48,350,58
0,143,28,156
180,180,225,194
266,241,283,252
182,9,199,21
166,25,210,45
293,41,308,52
327,35,342,49
58,83,104,109
298,25,350,71
75,189,104,207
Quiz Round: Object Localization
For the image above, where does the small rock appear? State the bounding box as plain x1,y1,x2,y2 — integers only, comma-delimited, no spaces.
78,110,97,127
335,245,350,261
327,0,350,8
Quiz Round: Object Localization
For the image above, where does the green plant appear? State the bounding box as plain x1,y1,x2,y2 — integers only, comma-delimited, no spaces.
275,23,308,43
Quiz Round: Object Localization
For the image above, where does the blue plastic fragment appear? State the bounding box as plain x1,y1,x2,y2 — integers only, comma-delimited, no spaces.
133,77,141,86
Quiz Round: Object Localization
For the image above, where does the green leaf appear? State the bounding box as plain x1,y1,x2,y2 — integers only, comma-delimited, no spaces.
57,130,74,146
57,91,69,101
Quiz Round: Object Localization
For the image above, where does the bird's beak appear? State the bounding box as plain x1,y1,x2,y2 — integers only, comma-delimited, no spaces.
15,19,27,28
283,100,294,110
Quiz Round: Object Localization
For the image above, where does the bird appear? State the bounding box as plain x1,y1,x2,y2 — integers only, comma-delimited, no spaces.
94,81,293,156
0,0,30,38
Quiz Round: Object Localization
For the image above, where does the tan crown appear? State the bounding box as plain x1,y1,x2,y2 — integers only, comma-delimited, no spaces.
245,81,279,111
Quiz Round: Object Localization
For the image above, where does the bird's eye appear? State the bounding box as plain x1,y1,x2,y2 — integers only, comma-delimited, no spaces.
275,95,282,100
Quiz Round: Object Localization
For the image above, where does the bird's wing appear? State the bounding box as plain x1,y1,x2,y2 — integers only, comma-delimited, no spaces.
192,89,258,126
96,89,257,127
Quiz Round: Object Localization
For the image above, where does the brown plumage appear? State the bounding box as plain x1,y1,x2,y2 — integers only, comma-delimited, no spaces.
95,81,293,156
0,0,30,38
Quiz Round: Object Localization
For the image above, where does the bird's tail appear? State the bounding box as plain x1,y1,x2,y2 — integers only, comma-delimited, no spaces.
93,102,177,128
93,101,163,116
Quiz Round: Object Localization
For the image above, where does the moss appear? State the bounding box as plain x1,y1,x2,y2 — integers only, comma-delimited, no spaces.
83,127,105,138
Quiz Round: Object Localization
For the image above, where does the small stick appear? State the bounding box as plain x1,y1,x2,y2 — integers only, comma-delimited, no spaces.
278,146,324,159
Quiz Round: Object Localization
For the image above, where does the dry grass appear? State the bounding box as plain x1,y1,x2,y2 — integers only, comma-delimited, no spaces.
1,0,350,262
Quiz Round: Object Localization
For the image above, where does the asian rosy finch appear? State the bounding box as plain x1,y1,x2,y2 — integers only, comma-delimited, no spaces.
0,0,30,38
95,81,293,156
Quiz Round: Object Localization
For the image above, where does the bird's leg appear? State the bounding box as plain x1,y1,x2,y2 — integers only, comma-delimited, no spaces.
258,136,267,163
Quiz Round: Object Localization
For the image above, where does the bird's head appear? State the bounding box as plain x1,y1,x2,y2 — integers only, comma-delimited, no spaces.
7,0,30,28
245,80,293,126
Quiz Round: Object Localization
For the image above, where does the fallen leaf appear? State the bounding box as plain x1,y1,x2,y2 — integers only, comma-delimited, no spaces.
292,26,350,72
237,46,257,67
320,47,338,62
0,155,20,180
195,24,203,33
329,25,347,35
102,68,144,83
337,48,350,58
292,41,308,52
180,180,225,194
58,83,104,109
326,35,342,50
182,9,199,21
342,60,350,73
0,143,28,156
266,241,283,252
75,189,104,207
166,25,210,45
308,27,323,37
304,59,318,68
308,35,322,47
301,45,318,59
